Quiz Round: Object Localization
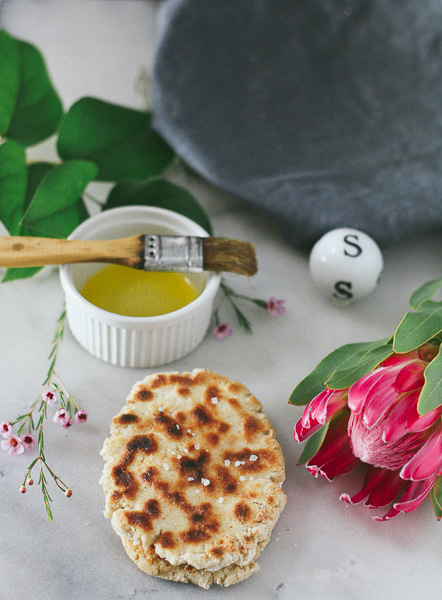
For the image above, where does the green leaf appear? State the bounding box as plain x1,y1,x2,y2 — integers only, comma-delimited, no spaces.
288,337,391,406
325,342,393,389
57,97,174,182
0,30,20,136
394,300,442,353
3,162,57,281
231,302,253,334
430,477,442,521
297,423,329,465
25,162,55,202
0,139,27,235
3,262,42,282
417,344,442,415
409,277,442,310
21,160,95,238
2,159,92,282
104,179,212,234
4,35,63,146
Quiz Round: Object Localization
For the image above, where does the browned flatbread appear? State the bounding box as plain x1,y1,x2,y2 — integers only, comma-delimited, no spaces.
100,369,286,588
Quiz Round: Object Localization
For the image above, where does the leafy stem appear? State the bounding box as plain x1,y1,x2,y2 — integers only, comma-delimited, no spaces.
43,307,66,386
212,280,286,338
219,281,253,334
3,304,86,521
220,281,267,309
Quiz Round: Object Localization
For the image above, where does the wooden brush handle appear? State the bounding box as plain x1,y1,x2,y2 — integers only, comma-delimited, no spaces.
0,235,145,268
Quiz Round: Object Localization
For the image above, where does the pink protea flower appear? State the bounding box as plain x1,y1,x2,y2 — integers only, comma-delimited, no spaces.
266,297,286,317
21,433,36,451
294,344,442,520
213,322,232,340
1,435,24,456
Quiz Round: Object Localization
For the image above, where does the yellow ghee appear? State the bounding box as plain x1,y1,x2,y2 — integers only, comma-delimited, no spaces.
80,264,199,317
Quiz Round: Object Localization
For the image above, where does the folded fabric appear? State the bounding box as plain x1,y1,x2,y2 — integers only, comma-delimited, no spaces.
153,0,442,248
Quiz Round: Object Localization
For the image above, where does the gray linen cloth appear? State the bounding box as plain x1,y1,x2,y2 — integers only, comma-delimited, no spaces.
153,0,442,248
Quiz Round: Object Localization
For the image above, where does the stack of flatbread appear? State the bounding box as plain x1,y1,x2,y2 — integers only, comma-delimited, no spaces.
100,369,286,588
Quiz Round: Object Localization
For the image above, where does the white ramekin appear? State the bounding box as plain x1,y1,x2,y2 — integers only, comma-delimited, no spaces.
59,206,221,368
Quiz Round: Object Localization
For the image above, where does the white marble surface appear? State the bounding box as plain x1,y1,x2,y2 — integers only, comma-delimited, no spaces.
0,2,441,599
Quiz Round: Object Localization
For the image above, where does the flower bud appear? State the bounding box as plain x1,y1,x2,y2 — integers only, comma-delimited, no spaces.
20,486,26,494
65,489,73,498
27,478,34,486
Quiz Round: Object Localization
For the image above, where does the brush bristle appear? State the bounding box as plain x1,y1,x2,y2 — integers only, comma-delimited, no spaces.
202,237,258,276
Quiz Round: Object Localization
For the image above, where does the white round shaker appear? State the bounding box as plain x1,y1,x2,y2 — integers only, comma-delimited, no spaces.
309,228,384,305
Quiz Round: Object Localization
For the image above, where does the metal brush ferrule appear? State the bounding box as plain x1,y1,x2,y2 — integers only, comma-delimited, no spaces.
144,235,204,272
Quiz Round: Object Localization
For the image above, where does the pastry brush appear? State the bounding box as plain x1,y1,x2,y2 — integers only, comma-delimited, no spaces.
0,234,257,276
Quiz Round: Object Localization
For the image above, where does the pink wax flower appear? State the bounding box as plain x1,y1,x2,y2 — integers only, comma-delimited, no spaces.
266,297,286,317
1,435,24,456
294,345,442,521
42,389,57,406
21,434,36,451
213,322,233,341
1,421,12,437
53,408,68,423
75,410,88,424
54,408,74,429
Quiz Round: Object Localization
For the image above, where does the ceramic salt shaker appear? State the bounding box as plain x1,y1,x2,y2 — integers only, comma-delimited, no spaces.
309,228,384,306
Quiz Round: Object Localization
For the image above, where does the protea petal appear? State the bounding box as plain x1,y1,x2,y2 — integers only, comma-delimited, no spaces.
365,471,405,508
340,466,388,505
400,430,442,481
294,388,348,443
294,422,313,443
347,368,385,414
372,507,401,521
305,413,359,481
295,403,319,442
296,391,326,432
340,467,405,508
306,438,351,474
294,408,313,442
306,413,351,463
309,452,360,482
382,389,421,443
392,476,437,513
394,361,425,392
381,352,419,368
405,405,442,434
298,398,314,429
360,368,404,429
372,476,435,520
310,389,348,424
